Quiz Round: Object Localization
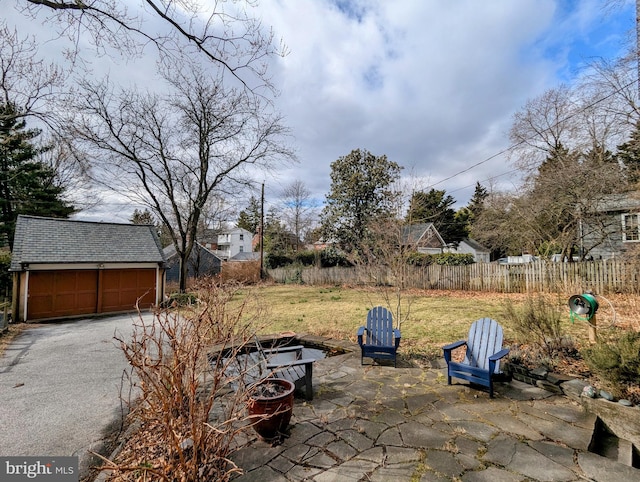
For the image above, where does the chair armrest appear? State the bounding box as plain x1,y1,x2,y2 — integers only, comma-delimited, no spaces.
442,340,466,352
393,329,401,339
262,345,304,355
266,358,315,369
488,348,510,362
357,326,366,347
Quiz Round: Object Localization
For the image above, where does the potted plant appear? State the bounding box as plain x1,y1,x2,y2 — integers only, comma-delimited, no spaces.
247,378,295,440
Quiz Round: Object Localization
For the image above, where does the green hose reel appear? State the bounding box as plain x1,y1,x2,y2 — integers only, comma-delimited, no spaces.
568,293,599,322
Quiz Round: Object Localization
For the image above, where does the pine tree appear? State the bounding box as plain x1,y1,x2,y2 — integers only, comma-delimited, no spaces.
616,121,640,186
237,196,261,234
406,188,467,244
0,103,74,249
467,182,488,221
130,208,156,225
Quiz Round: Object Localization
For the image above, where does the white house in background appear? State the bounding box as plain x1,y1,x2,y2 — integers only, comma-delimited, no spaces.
444,238,491,263
201,227,254,260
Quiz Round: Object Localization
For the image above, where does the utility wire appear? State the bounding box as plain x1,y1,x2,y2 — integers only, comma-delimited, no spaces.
427,76,639,190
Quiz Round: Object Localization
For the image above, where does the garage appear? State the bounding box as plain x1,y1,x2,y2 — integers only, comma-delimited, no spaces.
26,268,158,320
28,270,98,320
11,215,166,322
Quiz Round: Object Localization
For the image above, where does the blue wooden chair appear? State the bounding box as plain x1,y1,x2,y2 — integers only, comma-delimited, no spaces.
357,306,401,367
442,318,510,398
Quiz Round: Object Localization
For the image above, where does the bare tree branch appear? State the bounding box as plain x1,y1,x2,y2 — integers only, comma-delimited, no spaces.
20,0,285,93
65,63,294,290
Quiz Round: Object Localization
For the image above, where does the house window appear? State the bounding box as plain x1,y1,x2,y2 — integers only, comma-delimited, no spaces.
622,213,640,242
239,246,244,252
240,234,244,241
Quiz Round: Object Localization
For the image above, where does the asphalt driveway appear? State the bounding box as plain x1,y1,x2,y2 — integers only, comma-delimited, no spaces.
0,313,148,478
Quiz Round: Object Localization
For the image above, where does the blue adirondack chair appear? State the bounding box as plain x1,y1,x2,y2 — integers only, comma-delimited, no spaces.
357,306,401,367
442,318,510,398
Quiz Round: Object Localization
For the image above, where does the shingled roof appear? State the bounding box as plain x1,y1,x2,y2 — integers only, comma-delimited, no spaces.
10,215,166,271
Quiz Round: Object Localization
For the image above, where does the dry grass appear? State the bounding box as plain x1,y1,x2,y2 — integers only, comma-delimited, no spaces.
0,323,31,357
233,283,640,361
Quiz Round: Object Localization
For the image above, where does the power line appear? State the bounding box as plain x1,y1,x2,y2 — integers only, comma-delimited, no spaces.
427,76,639,190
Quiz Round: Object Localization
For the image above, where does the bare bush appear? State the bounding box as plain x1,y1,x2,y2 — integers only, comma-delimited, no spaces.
221,261,261,284
503,294,567,361
107,280,264,481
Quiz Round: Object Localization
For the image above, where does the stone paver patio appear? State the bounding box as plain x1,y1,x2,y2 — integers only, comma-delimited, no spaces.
230,346,639,481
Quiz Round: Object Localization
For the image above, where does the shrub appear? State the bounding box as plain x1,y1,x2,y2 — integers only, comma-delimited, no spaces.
433,253,474,266
221,260,260,283
162,291,198,307
264,253,293,269
109,280,264,481
320,247,352,267
502,294,566,361
583,331,640,395
406,252,474,266
406,252,432,266
293,250,317,266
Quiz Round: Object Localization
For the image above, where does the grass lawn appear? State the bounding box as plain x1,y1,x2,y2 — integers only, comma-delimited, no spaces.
237,283,637,361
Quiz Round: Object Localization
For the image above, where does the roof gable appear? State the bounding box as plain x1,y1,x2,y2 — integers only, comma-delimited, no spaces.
402,223,446,247
460,238,489,253
11,215,165,271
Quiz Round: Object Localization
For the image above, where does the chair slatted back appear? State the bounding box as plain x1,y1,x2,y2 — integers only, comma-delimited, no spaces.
366,306,394,347
463,318,504,373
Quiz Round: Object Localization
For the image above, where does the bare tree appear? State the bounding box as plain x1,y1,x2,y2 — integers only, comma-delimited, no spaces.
17,0,285,93
508,85,581,171
67,63,294,291
279,179,317,251
354,178,415,332
0,22,67,125
474,145,625,260
581,56,640,130
470,190,523,259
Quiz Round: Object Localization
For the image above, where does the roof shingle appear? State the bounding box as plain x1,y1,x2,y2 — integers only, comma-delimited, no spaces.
10,215,165,271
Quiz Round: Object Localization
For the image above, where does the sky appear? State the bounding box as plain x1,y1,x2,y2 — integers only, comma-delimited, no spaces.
3,0,637,224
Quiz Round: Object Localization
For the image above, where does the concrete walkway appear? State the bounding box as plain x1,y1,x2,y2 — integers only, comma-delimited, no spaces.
231,348,639,481
0,314,145,478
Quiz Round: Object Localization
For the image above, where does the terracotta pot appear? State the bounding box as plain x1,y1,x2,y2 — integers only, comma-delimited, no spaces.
247,378,295,440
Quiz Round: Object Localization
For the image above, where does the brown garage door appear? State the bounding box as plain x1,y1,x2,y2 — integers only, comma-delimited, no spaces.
100,268,156,313
27,268,157,320
28,270,98,320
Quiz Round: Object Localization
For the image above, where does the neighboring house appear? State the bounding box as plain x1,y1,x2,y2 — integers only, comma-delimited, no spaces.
231,251,261,261
10,215,166,322
402,223,446,254
581,193,640,259
201,227,253,260
163,242,223,284
447,238,491,263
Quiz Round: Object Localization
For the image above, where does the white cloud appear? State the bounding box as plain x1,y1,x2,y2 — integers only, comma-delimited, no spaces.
4,0,635,219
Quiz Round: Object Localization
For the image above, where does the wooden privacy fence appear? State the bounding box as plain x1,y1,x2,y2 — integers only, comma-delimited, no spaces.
268,260,640,294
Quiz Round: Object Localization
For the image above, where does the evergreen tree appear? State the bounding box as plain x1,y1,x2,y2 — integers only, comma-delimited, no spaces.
130,208,172,247
467,182,488,221
406,188,467,245
263,206,294,254
237,196,261,234
130,208,156,225
0,103,74,249
616,121,640,186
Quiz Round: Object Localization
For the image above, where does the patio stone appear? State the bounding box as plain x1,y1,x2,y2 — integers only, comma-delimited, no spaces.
226,338,638,482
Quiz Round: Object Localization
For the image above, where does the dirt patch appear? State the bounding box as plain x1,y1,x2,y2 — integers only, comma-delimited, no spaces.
0,323,29,357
